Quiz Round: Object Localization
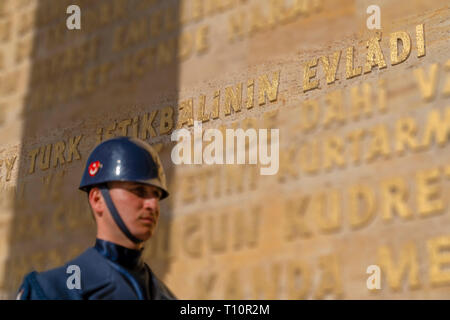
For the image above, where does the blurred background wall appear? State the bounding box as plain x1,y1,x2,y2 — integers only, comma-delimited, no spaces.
0,0,449,299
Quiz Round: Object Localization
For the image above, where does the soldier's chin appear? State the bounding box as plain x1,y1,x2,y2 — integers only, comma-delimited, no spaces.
133,228,153,241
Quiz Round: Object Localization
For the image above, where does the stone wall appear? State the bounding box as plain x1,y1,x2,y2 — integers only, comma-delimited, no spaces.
0,0,449,299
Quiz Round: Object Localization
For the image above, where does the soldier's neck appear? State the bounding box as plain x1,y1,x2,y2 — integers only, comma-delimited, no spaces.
96,232,144,250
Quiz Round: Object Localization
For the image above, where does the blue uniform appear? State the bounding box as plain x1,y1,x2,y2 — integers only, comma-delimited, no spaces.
16,239,177,300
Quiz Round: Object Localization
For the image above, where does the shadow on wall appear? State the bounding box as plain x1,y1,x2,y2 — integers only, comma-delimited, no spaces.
1,0,181,298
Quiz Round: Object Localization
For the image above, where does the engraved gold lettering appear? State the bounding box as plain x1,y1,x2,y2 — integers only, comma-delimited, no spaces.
349,184,375,229
314,254,343,299
284,195,312,240
323,90,345,128
160,106,174,135
207,212,227,253
313,191,342,233
196,25,209,54
416,24,425,58
347,129,365,164
396,117,419,155
381,177,411,222
177,99,194,128
117,119,132,136
320,51,341,84
259,71,280,105
182,214,203,258
390,31,411,65
443,59,450,97
28,148,39,174
246,79,254,109
52,141,65,168
323,136,345,170
377,243,421,291
67,135,82,163
131,116,139,138
287,259,311,299
140,111,158,139
421,107,450,148
366,125,391,162
428,236,450,286
346,46,362,79
105,122,117,140
38,144,52,171
364,33,387,73
416,168,444,217
413,64,439,102
211,90,220,119
303,58,319,92
233,207,260,250
5,156,16,181
252,263,282,299
224,83,242,116
300,99,319,132
228,12,245,42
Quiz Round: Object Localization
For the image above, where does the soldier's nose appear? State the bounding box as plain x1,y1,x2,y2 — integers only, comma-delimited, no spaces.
143,197,159,209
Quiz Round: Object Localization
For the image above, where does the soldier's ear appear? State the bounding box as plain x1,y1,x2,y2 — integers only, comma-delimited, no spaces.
88,187,105,215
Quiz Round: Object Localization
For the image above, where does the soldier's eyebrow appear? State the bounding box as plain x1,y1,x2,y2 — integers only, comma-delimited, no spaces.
126,182,142,188
129,184,153,193
125,183,160,195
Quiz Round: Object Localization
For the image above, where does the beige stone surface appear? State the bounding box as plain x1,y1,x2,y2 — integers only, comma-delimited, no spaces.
0,0,449,299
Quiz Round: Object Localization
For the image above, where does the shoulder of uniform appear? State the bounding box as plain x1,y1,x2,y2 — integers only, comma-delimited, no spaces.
18,247,114,299
16,271,48,300
145,264,177,300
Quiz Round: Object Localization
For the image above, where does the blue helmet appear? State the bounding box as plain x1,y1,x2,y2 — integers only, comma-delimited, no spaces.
79,137,169,244
79,136,169,199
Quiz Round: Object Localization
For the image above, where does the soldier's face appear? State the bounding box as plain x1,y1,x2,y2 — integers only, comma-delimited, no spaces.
107,181,162,241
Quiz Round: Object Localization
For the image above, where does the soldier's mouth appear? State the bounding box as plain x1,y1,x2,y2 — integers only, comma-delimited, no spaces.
139,217,155,225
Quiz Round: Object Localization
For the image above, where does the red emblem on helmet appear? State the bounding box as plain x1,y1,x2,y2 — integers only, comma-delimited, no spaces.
88,161,101,177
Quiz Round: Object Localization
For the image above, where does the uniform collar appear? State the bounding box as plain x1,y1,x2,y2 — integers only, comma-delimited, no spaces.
94,238,145,269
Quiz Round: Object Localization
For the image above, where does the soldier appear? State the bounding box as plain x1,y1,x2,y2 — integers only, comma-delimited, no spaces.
16,137,177,300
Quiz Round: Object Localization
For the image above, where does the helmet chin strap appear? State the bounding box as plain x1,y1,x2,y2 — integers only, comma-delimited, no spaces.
99,184,144,244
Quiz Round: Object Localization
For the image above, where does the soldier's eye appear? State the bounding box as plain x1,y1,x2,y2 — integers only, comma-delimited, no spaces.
132,188,146,196
130,186,160,199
